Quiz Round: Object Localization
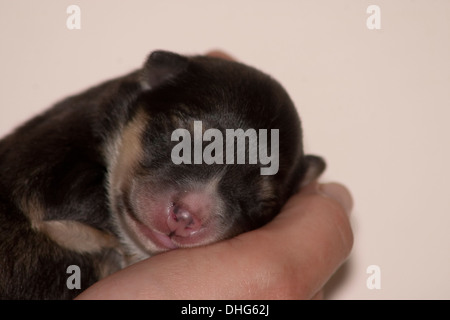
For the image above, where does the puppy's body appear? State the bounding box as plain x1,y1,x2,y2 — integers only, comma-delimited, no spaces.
0,51,324,299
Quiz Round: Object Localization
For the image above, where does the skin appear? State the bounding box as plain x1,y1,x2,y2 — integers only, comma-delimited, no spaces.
77,51,353,299
76,181,353,300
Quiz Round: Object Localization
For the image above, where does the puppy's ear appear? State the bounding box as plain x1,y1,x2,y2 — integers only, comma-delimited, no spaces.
140,50,189,90
299,155,326,188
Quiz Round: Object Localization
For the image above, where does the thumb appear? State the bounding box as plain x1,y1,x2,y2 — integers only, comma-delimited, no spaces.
318,183,353,216
259,181,354,298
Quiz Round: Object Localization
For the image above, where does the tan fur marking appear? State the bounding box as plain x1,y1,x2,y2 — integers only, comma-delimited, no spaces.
259,177,275,201
36,220,119,254
19,180,120,254
19,193,45,230
106,110,150,259
109,109,149,190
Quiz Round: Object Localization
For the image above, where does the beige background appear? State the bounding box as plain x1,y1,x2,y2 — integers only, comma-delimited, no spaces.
1,1,449,299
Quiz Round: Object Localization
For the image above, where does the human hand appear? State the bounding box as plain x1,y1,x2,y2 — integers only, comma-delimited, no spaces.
76,181,353,300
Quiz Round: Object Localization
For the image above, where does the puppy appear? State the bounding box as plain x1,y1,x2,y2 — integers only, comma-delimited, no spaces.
0,51,325,299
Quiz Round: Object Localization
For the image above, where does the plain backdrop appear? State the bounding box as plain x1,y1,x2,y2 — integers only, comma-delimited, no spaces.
1,1,449,299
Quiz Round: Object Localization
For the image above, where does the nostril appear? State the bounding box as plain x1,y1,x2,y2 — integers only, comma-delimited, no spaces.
167,203,200,237
172,204,193,225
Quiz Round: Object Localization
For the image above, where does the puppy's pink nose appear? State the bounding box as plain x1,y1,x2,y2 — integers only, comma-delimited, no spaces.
167,203,201,237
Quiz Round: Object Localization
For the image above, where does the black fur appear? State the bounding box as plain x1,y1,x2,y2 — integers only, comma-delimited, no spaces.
0,51,325,299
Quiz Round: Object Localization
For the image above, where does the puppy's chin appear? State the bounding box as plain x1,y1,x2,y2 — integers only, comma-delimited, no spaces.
115,208,175,260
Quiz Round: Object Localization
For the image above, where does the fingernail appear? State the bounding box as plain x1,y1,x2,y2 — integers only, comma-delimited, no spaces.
319,183,353,216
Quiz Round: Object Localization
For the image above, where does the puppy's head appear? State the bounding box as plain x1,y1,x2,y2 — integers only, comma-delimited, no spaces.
108,51,325,259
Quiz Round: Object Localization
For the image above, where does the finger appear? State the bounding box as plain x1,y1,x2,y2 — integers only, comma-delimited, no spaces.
205,50,236,61
319,182,353,216
251,182,354,299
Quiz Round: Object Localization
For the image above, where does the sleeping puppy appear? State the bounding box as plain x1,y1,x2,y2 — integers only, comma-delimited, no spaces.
0,51,325,299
